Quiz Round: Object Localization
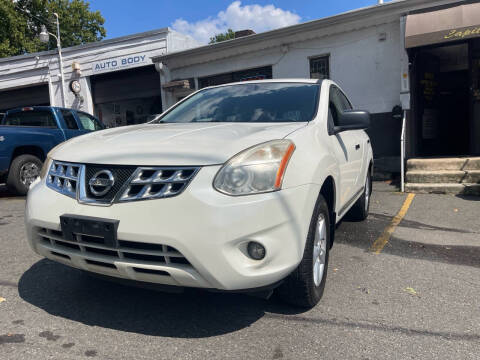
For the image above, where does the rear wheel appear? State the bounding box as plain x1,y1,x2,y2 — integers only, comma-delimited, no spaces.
277,194,330,308
7,154,42,195
346,171,371,221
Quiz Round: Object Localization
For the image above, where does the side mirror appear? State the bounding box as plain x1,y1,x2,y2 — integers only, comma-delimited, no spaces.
334,110,370,134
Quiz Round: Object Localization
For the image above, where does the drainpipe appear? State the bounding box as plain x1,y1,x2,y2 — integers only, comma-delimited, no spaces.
53,13,67,108
155,62,171,112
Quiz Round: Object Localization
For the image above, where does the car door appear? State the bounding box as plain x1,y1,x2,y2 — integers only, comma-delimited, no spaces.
327,86,363,210
75,111,104,132
334,87,365,193
58,109,89,139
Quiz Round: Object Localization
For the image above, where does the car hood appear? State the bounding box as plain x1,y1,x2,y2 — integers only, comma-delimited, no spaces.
51,122,306,166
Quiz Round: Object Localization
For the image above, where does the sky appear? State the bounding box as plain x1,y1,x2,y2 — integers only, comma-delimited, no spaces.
88,0,393,44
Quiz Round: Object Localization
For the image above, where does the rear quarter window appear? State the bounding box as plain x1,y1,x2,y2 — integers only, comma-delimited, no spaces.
3,110,57,127
61,110,79,129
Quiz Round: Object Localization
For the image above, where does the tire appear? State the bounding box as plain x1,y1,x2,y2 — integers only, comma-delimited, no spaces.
277,194,331,308
346,171,371,221
7,154,43,195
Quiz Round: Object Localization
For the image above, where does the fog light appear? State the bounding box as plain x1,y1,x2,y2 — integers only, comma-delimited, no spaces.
247,241,266,260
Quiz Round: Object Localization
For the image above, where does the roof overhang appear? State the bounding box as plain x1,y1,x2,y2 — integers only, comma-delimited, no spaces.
405,2,480,48
152,0,463,70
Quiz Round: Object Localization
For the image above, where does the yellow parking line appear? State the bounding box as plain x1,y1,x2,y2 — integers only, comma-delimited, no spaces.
370,193,415,254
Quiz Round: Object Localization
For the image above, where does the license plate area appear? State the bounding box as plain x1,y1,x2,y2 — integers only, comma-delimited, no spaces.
60,214,119,248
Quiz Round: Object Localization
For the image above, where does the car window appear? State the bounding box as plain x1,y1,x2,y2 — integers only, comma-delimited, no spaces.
336,88,353,110
61,110,79,130
154,83,320,124
328,87,343,127
3,110,57,127
77,113,103,131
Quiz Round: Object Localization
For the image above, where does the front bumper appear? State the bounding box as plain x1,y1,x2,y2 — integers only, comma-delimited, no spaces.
25,165,319,290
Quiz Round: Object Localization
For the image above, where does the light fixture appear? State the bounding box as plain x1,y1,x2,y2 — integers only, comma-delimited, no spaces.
39,25,49,43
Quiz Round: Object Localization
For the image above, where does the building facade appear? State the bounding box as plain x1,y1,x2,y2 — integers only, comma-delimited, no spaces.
1,0,478,175
0,28,198,127
153,0,480,172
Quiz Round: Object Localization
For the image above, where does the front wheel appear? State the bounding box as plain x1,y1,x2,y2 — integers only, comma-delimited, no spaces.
277,194,330,308
7,154,42,195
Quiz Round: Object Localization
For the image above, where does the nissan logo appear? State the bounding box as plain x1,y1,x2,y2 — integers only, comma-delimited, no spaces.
88,170,114,196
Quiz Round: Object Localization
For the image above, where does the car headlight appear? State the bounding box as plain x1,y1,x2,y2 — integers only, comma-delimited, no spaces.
213,140,295,196
39,155,52,180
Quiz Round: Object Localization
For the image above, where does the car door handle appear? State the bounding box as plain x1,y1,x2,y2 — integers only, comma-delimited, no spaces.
355,144,360,150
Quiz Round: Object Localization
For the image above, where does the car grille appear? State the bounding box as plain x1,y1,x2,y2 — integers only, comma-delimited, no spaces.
46,161,81,198
46,160,200,205
84,165,136,203
37,227,192,274
118,167,199,202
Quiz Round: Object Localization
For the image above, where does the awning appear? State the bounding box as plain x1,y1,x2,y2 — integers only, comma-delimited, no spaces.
405,3,480,49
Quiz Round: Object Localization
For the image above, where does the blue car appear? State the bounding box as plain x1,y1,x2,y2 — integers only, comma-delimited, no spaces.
0,106,103,195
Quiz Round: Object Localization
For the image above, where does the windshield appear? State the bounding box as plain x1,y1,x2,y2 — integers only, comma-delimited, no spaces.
154,82,319,124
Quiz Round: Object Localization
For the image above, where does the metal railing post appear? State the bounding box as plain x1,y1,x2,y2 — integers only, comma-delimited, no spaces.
400,110,406,192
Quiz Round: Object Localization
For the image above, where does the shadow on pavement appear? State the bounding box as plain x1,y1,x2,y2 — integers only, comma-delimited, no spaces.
455,194,480,201
386,234,480,269
0,184,23,199
336,212,480,269
18,259,305,338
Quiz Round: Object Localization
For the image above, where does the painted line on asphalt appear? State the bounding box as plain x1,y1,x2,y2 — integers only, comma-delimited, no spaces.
370,193,415,254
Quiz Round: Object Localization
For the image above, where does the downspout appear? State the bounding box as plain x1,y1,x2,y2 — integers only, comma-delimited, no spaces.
401,111,406,192
399,15,410,193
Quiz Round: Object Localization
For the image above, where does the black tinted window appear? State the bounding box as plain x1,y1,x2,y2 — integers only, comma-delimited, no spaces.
4,110,56,127
156,83,319,124
61,110,78,129
329,88,343,127
336,89,352,110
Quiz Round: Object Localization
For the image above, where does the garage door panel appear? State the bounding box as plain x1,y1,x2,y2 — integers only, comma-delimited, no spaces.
0,84,50,112
91,65,160,104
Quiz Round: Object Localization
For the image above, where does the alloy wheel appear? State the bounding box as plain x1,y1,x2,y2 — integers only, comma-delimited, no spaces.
20,162,40,186
365,175,370,212
313,213,327,287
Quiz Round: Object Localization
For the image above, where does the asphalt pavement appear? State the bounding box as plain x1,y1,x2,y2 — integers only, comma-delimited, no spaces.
0,182,479,359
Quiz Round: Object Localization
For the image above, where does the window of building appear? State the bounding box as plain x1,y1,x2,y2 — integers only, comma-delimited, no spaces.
91,66,162,128
61,110,78,129
199,66,273,88
310,55,330,79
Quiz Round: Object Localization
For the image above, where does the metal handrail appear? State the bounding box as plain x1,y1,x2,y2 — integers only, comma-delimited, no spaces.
400,110,406,192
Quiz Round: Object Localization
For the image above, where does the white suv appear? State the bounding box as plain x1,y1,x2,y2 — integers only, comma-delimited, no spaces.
25,79,373,308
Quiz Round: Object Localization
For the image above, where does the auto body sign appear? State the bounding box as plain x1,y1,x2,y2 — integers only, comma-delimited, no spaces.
92,54,148,73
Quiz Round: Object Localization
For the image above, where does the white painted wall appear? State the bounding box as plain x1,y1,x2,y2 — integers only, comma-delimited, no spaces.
168,20,401,115
0,28,199,114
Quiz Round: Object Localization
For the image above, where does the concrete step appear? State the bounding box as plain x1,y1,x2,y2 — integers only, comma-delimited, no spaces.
405,183,480,195
407,157,480,171
406,170,480,184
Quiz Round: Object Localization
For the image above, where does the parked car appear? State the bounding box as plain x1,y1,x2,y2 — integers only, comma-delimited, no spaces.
0,106,103,195
25,79,372,308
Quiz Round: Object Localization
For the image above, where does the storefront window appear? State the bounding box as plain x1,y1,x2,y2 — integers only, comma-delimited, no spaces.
95,96,162,128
